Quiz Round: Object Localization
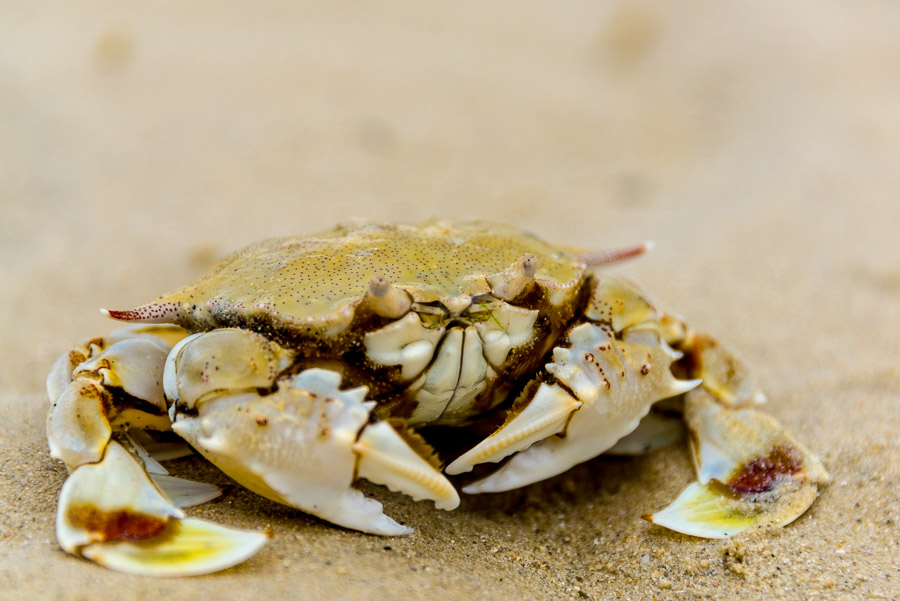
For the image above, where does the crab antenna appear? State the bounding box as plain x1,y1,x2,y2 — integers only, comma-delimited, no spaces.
101,302,181,323
580,241,654,267
366,276,412,319
486,253,538,301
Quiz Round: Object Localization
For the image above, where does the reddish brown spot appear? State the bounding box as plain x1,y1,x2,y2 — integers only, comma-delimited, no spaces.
255,414,269,426
67,503,169,542
727,445,803,494
640,363,651,375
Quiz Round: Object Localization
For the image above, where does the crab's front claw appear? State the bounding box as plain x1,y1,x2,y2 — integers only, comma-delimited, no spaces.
167,332,458,534
173,369,458,534
58,441,267,576
644,388,829,538
454,321,699,492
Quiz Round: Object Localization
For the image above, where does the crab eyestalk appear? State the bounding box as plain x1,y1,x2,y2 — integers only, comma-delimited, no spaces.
365,276,412,318
486,253,538,301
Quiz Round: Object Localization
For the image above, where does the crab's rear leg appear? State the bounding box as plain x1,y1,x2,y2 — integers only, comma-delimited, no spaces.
46,326,182,469
166,328,459,536
641,325,830,537
46,325,269,575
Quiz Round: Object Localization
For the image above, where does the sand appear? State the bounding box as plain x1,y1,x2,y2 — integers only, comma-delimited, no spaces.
1,1,897,599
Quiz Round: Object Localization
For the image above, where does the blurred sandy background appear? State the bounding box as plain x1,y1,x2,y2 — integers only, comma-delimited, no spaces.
1,2,898,599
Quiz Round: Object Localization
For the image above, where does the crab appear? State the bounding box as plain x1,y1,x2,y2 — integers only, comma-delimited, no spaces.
46,221,828,576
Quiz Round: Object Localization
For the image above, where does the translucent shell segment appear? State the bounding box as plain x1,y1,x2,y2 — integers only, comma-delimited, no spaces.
605,409,685,455
644,388,829,538
149,474,226,508
684,333,767,407
57,442,267,576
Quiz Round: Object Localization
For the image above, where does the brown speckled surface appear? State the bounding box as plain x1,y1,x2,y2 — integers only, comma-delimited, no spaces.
2,2,898,599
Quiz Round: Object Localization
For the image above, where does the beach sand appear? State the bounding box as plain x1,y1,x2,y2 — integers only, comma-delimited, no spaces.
1,2,897,599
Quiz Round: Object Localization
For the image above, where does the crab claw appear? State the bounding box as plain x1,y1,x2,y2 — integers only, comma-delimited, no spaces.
643,388,829,538
354,421,459,511
57,441,267,576
457,322,699,491
171,362,457,535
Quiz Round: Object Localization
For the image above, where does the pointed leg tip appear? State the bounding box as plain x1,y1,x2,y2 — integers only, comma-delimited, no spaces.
101,308,142,321
365,513,414,536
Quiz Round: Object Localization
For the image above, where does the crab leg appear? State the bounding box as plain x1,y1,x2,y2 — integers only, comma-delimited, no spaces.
641,330,829,537
57,441,267,576
47,325,271,575
166,329,459,535
47,326,187,469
